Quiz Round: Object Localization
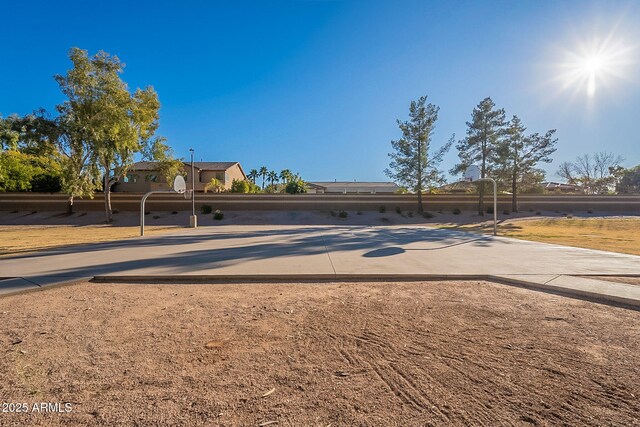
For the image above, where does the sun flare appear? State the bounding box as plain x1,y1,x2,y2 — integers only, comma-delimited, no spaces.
554,33,635,99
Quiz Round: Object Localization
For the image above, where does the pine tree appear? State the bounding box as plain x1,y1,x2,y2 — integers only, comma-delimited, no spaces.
384,96,452,214
495,116,557,211
451,97,506,215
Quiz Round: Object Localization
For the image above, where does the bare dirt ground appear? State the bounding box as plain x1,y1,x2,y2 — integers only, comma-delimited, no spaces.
1,281,638,426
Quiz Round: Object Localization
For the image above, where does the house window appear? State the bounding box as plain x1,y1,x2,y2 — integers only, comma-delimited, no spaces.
215,172,225,181
124,174,138,183
145,174,158,182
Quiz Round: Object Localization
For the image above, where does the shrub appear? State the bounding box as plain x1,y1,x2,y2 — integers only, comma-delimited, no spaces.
407,211,414,218
536,211,542,215
30,174,62,193
201,204,213,214
112,209,120,214
452,208,461,215
171,211,178,215
567,214,573,219
152,215,160,219
338,210,348,218
486,206,494,214
213,210,224,220
587,209,594,214
395,207,402,214
356,211,362,215
285,180,307,194
379,206,386,213
502,210,510,215
230,179,251,193
422,211,434,219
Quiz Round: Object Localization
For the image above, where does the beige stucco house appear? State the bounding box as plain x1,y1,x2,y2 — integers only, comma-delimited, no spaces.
114,161,247,193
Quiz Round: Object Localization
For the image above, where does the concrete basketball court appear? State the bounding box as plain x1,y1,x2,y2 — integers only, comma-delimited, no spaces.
1,225,640,306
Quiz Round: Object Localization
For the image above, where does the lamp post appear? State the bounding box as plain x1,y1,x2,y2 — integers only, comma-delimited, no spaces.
189,148,197,228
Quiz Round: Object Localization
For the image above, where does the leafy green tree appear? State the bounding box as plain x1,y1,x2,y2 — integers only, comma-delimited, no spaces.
204,178,224,193
285,177,307,194
230,179,259,193
144,138,183,185
248,168,259,184
452,97,506,215
384,96,452,214
0,150,62,192
55,48,164,222
0,115,20,150
616,165,640,194
259,166,268,190
494,116,557,211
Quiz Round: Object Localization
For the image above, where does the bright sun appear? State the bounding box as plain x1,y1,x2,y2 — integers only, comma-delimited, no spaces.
554,33,635,99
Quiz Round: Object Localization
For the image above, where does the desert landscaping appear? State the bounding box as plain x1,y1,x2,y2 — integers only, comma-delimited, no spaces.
1,280,639,426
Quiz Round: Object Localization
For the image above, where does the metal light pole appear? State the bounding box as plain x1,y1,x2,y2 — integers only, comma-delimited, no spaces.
189,148,197,228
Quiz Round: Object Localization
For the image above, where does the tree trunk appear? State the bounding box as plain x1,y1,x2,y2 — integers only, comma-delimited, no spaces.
67,195,74,215
478,158,486,216
511,170,518,212
103,171,112,224
417,140,423,214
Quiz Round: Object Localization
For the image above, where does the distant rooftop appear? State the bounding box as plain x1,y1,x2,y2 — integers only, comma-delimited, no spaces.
132,161,240,171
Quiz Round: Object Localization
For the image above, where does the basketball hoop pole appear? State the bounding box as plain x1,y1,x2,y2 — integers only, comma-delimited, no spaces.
140,176,187,236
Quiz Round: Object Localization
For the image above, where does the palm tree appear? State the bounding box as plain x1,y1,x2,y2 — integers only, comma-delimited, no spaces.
248,169,259,184
259,166,268,190
268,170,279,191
279,169,293,184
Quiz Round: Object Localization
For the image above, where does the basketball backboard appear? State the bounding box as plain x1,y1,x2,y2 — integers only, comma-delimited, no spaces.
463,165,481,182
173,175,187,193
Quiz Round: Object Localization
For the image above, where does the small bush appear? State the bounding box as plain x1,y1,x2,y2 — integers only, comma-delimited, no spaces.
407,212,414,218
536,211,542,215
486,206,494,214
144,211,150,215
502,210,510,215
395,207,402,214
356,211,362,215
452,208,461,215
152,215,160,219
422,211,434,219
213,210,224,220
112,209,119,214
567,214,573,219
230,179,250,193
285,180,307,194
338,210,348,218
587,209,594,214
201,204,213,214
171,211,178,215
379,206,386,213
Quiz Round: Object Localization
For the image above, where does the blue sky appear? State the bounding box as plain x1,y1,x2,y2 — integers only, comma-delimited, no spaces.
1,0,639,182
